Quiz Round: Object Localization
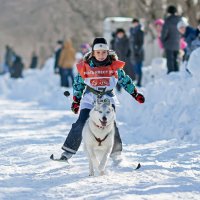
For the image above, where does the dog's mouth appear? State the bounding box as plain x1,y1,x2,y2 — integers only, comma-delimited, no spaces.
99,119,107,127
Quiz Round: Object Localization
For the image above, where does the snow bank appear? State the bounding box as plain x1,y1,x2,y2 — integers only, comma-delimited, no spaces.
118,70,200,143
0,54,200,143
187,47,200,76
142,57,167,84
0,57,71,110
118,53,200,143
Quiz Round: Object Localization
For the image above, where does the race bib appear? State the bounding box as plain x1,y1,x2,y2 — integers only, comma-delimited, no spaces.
90,78,110,86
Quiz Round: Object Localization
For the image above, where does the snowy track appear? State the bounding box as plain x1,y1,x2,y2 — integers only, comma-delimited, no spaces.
0,98,200,200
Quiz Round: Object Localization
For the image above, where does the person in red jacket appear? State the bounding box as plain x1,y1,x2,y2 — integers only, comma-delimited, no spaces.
59,37,145,161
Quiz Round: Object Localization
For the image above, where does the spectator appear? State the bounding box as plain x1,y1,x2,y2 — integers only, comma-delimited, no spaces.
110,31,116,49
0,62,5,75
80,43,91,56
10,55,24,78
177,19,200,60
190,33,200,52
29,51,38,69
4,45,16,73
54,40,63,74
154,18,164,50
113,28,133,85
113,29,130,63
161,5,181,73
75,43,91,67
129,18,144,87
58,39,76,87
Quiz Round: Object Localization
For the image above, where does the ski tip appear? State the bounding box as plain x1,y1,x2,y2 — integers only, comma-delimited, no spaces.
50,154,54,160
135,163,141,170
64,91,70,97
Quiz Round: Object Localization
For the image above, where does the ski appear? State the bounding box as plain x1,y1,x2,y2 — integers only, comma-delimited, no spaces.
50,154,141,170
50,154,69,163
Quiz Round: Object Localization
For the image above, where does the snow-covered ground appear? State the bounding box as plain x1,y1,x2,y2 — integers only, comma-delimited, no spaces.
0,54,200,200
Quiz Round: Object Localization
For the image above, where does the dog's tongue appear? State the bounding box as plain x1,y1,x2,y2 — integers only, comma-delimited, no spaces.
102,122,107,126
100,119,107,127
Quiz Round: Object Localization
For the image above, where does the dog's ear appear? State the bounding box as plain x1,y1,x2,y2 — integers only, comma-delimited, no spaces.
94,105,98,111
93,96,103,109
93,99,99,111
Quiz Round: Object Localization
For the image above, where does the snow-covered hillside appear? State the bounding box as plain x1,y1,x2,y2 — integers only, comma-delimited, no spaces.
0,54,200,200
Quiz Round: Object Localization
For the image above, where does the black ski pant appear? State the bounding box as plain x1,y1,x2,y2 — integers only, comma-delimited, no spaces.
166,50,179,73
62,108,122,155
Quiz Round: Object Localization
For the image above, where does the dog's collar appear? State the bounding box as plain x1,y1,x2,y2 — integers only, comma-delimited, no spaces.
93,134,109,146
94,122,105,129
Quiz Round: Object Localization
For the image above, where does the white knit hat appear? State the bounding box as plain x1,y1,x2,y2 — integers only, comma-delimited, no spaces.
92,37,109,51
177,20,188,30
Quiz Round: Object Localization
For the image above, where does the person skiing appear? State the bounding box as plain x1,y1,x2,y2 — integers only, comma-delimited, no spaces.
58,37,145,162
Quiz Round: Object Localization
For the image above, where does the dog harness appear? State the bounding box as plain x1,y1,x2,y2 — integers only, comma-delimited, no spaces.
85,86,114,98
93,134,109,146
88,121,111,146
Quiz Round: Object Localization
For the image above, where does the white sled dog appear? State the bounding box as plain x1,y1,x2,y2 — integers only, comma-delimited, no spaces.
82,98,115,176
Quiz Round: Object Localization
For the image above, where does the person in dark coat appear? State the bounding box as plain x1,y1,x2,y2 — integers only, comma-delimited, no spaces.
10,55,24,78
113,28,133,91
161,5,181,73
110,32,116,50
4,45,15,72
129,18,144,87
177,20,200,60
29,52,38,69
113,28,130,64
54,40,63,74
